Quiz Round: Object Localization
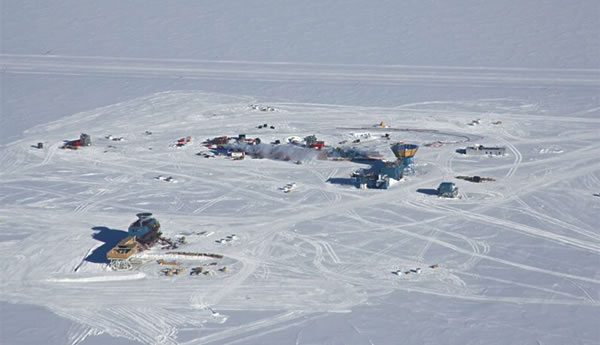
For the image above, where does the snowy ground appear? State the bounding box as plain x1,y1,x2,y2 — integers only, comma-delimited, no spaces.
1,1,600,345
1,90,599,344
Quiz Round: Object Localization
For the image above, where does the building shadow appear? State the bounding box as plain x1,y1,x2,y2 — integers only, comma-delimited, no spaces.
416,188,439,196
327,159,384,188
85,226,129,264
326,177,356,186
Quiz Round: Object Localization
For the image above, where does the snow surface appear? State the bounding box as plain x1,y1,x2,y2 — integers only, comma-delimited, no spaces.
1,1,599,345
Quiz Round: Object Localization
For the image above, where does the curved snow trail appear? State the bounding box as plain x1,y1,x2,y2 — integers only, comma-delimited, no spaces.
338,126,485,143
503,138,522,178
353,201,488,272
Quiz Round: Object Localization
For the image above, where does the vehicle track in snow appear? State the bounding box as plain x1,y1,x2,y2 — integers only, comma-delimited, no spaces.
492,133,591,242
0,145,26,177
413,199,600,254
37,142,60,166
182,311,323,345
509,197,600,243
66,323,100,345
377,219,600,285
3,88,600,343
502,137,522,179
415,227,439,263
73,189,109,214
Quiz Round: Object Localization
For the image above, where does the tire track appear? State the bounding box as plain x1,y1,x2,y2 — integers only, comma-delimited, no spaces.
0,145,25,177
416,227,439,263
182,311,317,345
349,200,485,271
321,240,341,264
193,193,229,214
455,271,585,300
503,138,522,178
510,197,600,242
73,189,109,214
41,143,59,165
67,323,99,345
419,200,600,254
376,218,600,285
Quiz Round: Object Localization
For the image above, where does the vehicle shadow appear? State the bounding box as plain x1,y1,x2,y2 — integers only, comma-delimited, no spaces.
85,226,129,264
416,188,439,196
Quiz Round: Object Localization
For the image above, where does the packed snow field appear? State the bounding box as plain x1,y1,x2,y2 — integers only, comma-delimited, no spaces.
2,1,600,344
1,90,599,344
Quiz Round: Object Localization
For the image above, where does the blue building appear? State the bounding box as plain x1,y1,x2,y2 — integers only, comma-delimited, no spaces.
351,143,419,189
380,161,403,180
128,213,161,245
354,171,390,190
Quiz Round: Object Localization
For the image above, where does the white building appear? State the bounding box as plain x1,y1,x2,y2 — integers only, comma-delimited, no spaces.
465,144,506,156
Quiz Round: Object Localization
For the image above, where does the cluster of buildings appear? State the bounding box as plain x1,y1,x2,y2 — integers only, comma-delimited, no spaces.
202,133,329,161
50,127,506,197
351,143,419,190
106,213,162,270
